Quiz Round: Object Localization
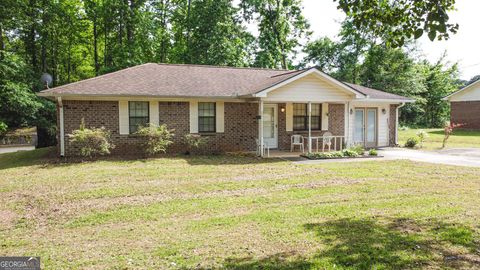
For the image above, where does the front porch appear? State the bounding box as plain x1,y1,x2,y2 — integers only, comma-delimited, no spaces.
256,100,348,157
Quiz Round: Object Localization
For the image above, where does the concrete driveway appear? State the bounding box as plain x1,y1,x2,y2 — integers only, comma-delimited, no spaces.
0,145,35,154
378,147,480,168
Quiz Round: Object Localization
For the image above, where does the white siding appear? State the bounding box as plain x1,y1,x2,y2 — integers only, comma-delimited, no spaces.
119,100,129,135
264,74,354,102
450,83,480,101
216,102,225,133
348,102,391,147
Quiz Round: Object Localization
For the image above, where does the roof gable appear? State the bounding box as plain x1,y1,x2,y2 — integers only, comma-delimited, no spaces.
444,80,480,102
253,68,365,99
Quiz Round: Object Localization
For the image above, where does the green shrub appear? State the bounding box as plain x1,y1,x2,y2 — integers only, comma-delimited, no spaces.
404,137,419,148
184,134,208,154
306,151,344,159
341,149,359,157
368,148,378,156
68,119,114,157
416,130,428,148
350,144,365,155
135,124,174,155
0,121,7,136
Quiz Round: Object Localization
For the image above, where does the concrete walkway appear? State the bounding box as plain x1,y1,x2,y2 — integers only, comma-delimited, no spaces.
0,145,35,154
378,147,480,168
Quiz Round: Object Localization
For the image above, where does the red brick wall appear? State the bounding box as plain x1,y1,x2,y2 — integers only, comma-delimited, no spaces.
60,100,258,156
278,103,345,151
451,101,480,130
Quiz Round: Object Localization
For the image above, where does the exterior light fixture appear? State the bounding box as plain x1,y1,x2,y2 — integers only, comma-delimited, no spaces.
281,107,285,113
382,108,387,114
350,108,353,115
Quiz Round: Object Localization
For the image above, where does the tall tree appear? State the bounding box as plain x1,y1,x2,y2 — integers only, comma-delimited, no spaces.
334,0,459,47
241,0,310,69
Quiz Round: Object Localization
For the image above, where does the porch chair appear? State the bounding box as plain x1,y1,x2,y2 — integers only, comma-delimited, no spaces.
290,135,304,153
256,138,270,157
322,132,333,152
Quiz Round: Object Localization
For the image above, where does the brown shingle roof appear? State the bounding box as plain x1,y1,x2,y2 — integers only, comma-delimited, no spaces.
345,83,413,101
39,63,412,101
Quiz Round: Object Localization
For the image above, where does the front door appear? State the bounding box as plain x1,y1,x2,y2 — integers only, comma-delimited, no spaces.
263,104,278,148
354,108,377,147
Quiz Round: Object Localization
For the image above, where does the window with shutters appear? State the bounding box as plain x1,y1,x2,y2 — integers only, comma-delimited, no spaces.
293,103,321,131
129,101,149,133
198,102,216,133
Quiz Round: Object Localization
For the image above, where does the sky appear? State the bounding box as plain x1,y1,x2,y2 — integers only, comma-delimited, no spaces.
301,0,480,80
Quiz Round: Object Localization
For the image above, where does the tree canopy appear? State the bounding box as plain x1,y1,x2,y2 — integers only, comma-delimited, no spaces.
0,0,464,141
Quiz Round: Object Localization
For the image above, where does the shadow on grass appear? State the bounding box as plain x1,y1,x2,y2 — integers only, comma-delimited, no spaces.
428,129,480,137
0,147,283,170
211,218,479,270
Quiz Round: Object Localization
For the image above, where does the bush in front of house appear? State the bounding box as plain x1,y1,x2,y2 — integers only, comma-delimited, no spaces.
68,119,114,157
404,136,419,148
369,148,378,156
416,130,428,148
305,146,372,159
135,124,174,155
184,134,208,154
350,144,365,155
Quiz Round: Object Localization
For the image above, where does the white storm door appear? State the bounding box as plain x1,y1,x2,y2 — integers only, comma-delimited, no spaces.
366,108,378,148
354,109,365,145
263,104,278,148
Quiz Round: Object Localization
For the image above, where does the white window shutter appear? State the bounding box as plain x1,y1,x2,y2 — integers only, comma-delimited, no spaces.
149,101,159,126
119,100,129,135
189,101,198,133
322,103,329,131
216,102,225,133
286,103,293,132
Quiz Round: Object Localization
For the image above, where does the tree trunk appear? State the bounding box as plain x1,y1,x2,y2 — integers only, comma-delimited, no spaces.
27,0,37,72
41,0,48,73
185,0,191,63
93,12,99,75
0,24,4,60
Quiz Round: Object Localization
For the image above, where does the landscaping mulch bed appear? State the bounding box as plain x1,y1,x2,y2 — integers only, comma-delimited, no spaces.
301,154,384,160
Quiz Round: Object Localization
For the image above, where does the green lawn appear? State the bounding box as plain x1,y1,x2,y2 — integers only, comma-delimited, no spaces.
1,148,480,269
398,128,480,150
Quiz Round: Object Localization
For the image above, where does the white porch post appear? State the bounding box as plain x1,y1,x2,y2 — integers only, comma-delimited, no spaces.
308,101,312,153
259,100,264,157
58,97,65,157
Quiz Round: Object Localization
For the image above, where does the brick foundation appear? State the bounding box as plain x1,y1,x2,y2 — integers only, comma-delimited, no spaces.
451,101,480,130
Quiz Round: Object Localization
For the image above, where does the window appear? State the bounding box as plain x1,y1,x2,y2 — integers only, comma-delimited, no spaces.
293,103,321,131
198,102,216,133
129,101,149,133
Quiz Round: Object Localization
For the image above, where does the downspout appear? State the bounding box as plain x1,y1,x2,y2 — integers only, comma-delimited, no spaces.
395,103,406,146
57,97,65,157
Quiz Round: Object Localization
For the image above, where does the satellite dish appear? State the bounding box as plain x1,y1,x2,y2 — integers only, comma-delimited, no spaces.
40,73,53,89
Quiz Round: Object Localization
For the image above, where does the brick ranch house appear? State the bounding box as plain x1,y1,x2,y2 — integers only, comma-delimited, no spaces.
38,63,413,157
444,79,480,130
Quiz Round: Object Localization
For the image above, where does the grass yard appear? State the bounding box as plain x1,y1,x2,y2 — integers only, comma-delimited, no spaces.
1,148,480,269
398,128,480,150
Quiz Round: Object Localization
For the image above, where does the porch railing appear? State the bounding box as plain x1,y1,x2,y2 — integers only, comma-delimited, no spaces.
309,136,346,152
